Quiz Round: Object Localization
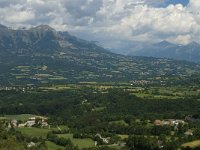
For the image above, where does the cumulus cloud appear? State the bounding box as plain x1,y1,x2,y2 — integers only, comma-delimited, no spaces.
0,0,199,49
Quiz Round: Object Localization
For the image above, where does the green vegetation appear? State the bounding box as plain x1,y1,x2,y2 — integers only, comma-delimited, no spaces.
46,141,64,150
1,30,200,87
117,135,129,140
0,86,200,150
5,114,37,121
0,123,47,150
58,134,95,149
1,23,200,150
182,140,200,149
16,127,50,138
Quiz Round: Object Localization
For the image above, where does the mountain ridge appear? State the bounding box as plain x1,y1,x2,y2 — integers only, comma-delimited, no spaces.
0,24,109,53
129,40,200,63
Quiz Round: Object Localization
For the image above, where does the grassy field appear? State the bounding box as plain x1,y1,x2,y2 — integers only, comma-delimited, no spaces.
0,117,6,120
57,125,69,130
118,134,129,140
57,134,95,149
46,141,64,150
5,114,38,121
16,127,50,138
182,140,200,149
107,144,123,150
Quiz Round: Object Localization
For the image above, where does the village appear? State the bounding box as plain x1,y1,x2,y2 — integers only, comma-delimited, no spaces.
2,116,49,128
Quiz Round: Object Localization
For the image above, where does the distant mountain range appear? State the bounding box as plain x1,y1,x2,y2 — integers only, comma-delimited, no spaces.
0,24,200,86
0,24,106,53
126,41,200,63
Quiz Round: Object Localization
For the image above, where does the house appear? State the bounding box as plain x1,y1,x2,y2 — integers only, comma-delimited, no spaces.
18,123,27,127
15,116,49,128
27,142,36,148
184,130,193,136
11,120,18,127
154,120,162,126
42,121,48,127
26,120,36,127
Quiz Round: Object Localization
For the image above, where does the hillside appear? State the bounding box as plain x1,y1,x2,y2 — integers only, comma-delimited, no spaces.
0,25,200,86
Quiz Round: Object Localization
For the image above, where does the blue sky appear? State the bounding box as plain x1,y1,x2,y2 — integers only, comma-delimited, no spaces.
165,0,189,6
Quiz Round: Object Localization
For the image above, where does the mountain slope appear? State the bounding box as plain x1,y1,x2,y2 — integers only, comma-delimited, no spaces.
131,41,200,63
0,25,200,86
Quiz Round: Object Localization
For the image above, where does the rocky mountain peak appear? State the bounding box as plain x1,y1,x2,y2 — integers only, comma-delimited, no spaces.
31,25,55,31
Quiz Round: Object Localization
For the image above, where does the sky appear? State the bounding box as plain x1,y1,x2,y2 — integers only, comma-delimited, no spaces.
0,0,199,50
163,0,189,6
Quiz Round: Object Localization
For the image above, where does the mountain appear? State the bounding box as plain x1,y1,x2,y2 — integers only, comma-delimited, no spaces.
130,41,200,63
0,24,200,86
0,25,104,52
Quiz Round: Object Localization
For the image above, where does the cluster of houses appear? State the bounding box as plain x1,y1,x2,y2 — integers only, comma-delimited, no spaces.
130,80,152,86
10,116,48,128
154,119,186,126
0,86,34,92
154,119,194,136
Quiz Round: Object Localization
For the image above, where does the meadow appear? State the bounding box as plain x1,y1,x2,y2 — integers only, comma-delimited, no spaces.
182,140,200,149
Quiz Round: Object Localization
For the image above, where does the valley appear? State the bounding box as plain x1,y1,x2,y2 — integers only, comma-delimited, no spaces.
0,25,199,150
0,85,200,150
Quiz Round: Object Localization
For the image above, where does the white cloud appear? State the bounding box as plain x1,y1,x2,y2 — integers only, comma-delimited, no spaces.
168,34,192,45
0,0,199,49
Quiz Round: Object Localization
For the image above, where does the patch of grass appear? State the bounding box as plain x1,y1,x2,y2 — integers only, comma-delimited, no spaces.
16,127,50,138
0,117,6,120
58,125,69,131
182,140,200,148
57,134,95,149
117,134,129,140
107,144,123,149
5,114,37,121
46,141,64,150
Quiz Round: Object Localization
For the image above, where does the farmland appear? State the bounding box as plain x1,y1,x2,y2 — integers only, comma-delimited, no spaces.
57,134,95,149
182,140,200,149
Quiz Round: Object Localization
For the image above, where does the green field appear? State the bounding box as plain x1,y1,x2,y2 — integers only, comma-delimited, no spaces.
16,127,50,138
5,114,38,121
46,141,64,150
57,134,95,149
118,134,129,139
16,128,95,149
57,125,69,130
0,117,6,120
107,144,123,150
182,140,200,149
